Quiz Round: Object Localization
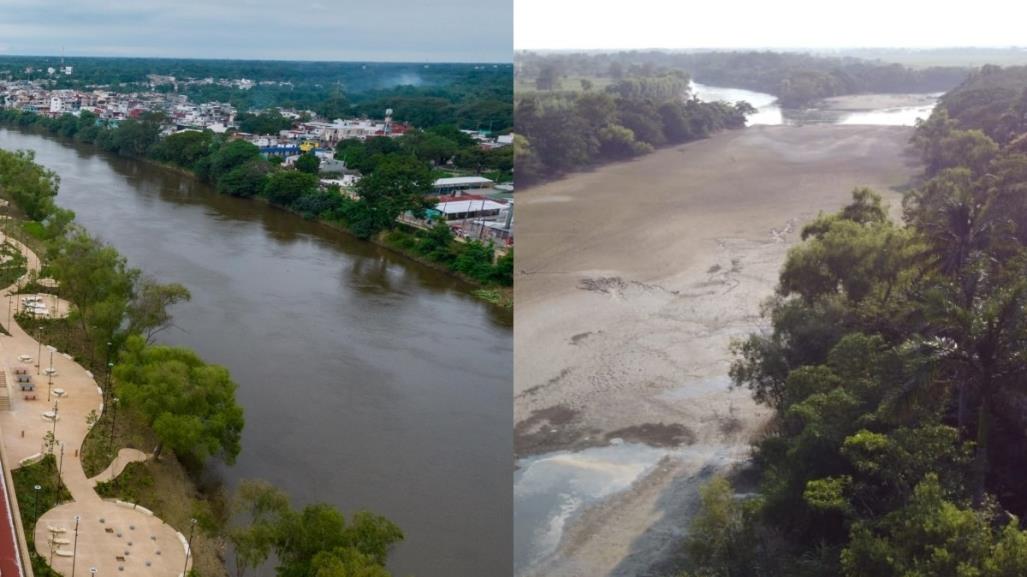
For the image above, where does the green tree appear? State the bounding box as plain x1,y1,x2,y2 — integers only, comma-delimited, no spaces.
125,278,192,344
48,230,138,363
294,153,321,175
263,171,318,207
348,155,432,239
114,335,245,463
218,159,270,198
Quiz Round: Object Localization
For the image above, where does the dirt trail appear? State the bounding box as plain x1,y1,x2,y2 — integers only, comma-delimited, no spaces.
514,125,921,577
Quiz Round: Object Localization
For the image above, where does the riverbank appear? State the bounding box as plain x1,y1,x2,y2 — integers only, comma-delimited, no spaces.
0,120,512,307
0,125,513,577
0,216,229,577
514,124,921,576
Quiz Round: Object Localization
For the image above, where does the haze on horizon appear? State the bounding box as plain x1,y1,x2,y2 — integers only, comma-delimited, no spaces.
516,0,1027,51
0,0,512,62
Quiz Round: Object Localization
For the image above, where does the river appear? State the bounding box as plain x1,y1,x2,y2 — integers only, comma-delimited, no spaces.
514,84,934,576
691,81,940,126
0,128,513,577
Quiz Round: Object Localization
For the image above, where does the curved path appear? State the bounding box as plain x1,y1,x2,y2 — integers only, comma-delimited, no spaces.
88,449,149,487
0,233,190,577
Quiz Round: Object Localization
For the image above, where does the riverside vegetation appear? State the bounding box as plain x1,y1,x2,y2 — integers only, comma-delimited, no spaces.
0,147,405,577
514,70,756,185
0,104,513,296
679,65,1027,577
517,50,969,108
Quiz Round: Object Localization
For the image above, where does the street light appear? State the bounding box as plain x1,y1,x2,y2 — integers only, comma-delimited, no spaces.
105,341,113,397
108,397,119,454
105,361,114,405
72,515,80,577
89,567,96,577
57,442,65,492
51,399,59,442
183,518,197,576
32,484,41,521
47,345,56,402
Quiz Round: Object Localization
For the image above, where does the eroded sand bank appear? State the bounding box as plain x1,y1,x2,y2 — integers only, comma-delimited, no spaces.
514,124,922,577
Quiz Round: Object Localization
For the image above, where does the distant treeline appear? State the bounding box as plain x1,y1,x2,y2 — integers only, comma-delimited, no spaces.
679,66,1027,577
515,71,754,184
0,56,513,132
0,108,512,287
932,64,1027,144
519,50,969,107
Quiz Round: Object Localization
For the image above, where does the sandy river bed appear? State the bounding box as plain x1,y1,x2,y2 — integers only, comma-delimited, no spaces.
514,124,922,576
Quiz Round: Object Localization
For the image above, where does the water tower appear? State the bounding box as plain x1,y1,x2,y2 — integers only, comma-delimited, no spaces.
385,108,393,134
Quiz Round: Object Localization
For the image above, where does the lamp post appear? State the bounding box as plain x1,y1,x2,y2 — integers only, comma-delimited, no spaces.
72,515,80,577
51,399,59,442
105,361,114,406
105,341,112,397
57,442,65,492
36,331,42,375
47,345,55,402
183,518,197,576
32,484,41,521
90,567,96,577
108,397,119,454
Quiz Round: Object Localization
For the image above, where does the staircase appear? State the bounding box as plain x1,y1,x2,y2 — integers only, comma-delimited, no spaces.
0,371,10,410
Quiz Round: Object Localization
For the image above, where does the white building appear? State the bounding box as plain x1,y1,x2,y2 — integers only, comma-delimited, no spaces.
432,176,495,195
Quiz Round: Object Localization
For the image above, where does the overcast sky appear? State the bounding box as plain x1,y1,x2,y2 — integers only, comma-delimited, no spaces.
516,0,1027,50
0,0,512,62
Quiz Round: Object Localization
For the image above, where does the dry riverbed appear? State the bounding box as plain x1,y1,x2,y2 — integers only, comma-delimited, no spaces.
514,124,922,577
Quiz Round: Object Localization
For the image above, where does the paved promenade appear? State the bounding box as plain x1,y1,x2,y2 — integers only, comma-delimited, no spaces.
0,234,191,577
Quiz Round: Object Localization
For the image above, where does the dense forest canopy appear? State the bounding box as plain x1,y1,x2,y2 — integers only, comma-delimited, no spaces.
518,50,969,107
934,64,1027,144
0,56,513,131
681,65,1027,577
515,69,754,184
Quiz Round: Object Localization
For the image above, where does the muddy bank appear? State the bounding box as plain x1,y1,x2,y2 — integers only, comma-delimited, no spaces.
514,124,922,577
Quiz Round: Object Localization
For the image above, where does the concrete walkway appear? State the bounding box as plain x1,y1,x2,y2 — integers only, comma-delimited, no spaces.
0,233,191,577
88,449,149,487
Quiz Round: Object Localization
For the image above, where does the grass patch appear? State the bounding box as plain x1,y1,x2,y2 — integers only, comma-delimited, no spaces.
473,287,513,308
0,239,28,287
12,454,73,577
94,459,228,577
21,220,45,240
16,315,98,371
81,407,158,478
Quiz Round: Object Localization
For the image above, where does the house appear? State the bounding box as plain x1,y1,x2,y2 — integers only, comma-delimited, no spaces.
433,195,506,221
432,176,495,195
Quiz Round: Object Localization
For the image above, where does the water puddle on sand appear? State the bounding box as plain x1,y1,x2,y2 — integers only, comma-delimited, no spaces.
514,443,671,573
514,442,744,574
